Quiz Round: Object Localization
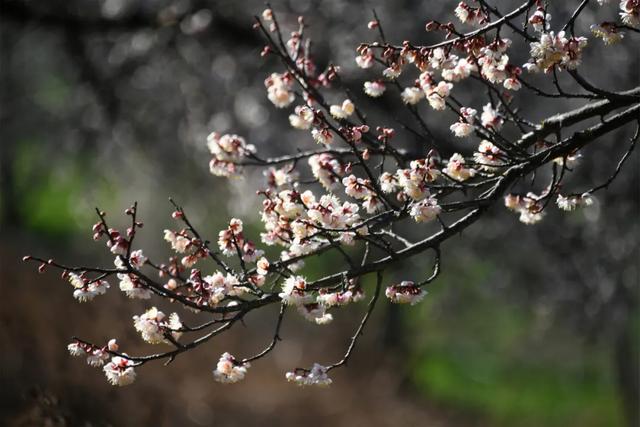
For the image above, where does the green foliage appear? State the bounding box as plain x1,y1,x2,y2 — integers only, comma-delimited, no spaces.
408,259,623,427
13,139,116,238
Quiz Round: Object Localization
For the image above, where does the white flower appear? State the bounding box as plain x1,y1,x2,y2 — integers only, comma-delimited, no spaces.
311,128,334,145
385,281,426,305
410,197,441,223
481,103,503,130
133,307,182,345
213,352,250,383
474,140,505,171
256,257,270,275
355,49,374,69
526,31,588,72
364,81,386,97
620,0,640,28
401,87,424,105
68,273,85,289
86,348,110,367
119,273,152,299
382,65,402,79
528,8,551,33
279,276,312,306
164,229,190,253
329,99,355,119
103,356,137,386
297,303,333,325
286,363,332,386
445,153,476,181
450,107,477,137
289,105,314,129
265,72,295,108
308,154,343,191
455,2,470,23
129,249,147,269
68,342,86,357
503,77,521,91
557,193,596,211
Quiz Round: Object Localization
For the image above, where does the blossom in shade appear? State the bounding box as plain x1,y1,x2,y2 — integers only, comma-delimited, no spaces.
385,281,426,305
364,81,386,97
264,72,295,108
286,363,332,386
481,103,503,130
474,140,505,171
329,99,355,119
410,196,442,223
556,193,595,211
297,303,334,325
449,107,477,137
401,87,424,105
590,23,624,45
620,0,640,28
289,105,315,130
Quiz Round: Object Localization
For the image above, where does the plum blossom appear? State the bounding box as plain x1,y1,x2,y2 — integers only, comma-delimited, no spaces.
445,153,476,181
401,86,424,105
425,81,453,110
286,363,332,386
410,196,442,223
329,99,355,119
213,352,250,383
103,356,137,386
528,8,551,33
481,103,503,130
363,80,386,97
504,194,545,224
297,303,334,325
620,0,640,28
207,132,256,177
311,128,334,145
449,107,477,137
525,31,588,72
355,47,374,69
279,275,313,306
264,72,295,108
385,281,427,305
289,105,315,129
557,193,595,211
474,140,505,171
590,23,624,45
118,273,152,299
308,153,343,191
133,307,182,344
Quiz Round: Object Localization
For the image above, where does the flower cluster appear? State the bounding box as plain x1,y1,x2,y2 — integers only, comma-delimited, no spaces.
265,72,295,108
103,356,137,386
213,352,250,383
504,194,545,225
66,272,110,302
525,31,588,73
286,363,332,386
308,153,344,191
133,307,182,344
385,281,427,305
556,193,595,211
207,133,257,177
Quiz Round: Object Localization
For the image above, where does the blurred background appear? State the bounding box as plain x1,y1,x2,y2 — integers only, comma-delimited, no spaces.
1,1,638,426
